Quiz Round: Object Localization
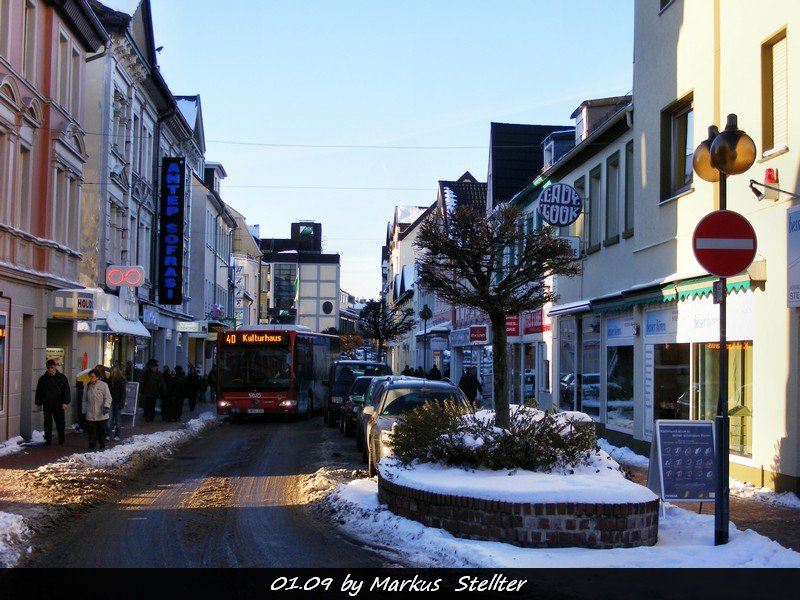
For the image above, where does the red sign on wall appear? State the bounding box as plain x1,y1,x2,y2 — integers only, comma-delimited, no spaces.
523,309,551,334
469,325,488,343
506,314,520,336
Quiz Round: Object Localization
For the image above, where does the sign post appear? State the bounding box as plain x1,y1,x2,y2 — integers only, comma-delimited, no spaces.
692,209,757,545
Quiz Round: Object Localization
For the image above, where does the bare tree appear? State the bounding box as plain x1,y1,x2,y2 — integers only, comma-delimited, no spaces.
414,202,581,428
358,297,416,362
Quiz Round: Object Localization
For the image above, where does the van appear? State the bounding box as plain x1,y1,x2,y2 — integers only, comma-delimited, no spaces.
323,360,392,427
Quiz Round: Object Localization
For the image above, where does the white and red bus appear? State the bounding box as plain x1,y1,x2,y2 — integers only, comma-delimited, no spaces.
215,324,339,419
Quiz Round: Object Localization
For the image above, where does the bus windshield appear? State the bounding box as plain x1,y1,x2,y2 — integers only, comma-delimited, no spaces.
218,345,291,391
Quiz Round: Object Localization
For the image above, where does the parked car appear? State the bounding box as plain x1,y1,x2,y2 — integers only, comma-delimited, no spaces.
323,360,392,427
340,375,374,437
357,375,394,458
363,377,473,477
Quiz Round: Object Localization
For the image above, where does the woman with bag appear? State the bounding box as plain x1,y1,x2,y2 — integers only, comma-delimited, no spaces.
83,367,112,450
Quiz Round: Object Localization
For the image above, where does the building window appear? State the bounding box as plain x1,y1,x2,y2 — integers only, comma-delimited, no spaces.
605,152,620,242
273,263,297,311
569,176,585,240
14,143,31,230
0,311,6,412
22,0,36,81
0,0,11,57
660,97,693,200
606,344,634,430
588,166,601,250
624,140,634,233
761,31,788,155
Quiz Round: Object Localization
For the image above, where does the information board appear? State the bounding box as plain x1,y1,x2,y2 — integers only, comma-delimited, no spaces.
122,381,139,417
647,420,716,502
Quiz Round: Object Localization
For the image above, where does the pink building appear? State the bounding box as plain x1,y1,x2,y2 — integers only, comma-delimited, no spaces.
0,0,107,440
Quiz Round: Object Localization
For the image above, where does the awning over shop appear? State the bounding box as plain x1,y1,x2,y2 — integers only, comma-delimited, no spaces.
592,274,753,313
548,299,590,317
429,320,452,334
79,310,151,338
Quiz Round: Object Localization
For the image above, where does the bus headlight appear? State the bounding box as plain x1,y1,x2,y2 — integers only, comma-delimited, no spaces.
217,400,231,408
278,400,297,408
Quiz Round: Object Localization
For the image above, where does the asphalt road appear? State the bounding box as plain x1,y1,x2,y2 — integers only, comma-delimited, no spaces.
18,416,400,568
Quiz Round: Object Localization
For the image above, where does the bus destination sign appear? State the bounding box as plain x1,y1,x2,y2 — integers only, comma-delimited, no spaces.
222,332,287,345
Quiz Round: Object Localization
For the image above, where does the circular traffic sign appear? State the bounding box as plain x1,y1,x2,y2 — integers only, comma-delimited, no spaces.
537,183,582,227
692,210,757,277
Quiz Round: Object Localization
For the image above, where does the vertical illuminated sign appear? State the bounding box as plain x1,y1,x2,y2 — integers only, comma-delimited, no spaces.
158,157,185,304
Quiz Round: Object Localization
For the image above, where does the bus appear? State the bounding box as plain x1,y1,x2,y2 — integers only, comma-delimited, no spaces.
215,324,340,419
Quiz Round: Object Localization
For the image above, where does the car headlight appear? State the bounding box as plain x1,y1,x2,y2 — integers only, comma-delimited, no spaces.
331,396,344,404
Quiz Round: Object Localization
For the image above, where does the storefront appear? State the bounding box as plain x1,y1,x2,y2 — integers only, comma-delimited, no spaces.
449,325,493,404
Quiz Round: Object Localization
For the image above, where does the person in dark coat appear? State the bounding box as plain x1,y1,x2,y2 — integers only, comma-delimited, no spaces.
173,365,188,420
161,366,177,422
458,367,483,405
35,359,71,446
206,364,217,402
139,359,165,422
105,366,126,441
186,365,201,412
427,364,442,380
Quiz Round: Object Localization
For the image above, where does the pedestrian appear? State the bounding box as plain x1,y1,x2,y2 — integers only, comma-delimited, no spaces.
414,366,425,378
458,367,483,406
34,359,71,446
82,367,112,450
401,364,412,375
105,366,126,441
186,365,201,412
206,364,217,402
427,364,442,380
161,365,177,421
139,359,165,422
173,365,188,420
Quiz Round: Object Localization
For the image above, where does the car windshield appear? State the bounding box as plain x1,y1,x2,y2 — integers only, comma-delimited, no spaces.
350,377,373,395
335,364,391,383
380,389,466,416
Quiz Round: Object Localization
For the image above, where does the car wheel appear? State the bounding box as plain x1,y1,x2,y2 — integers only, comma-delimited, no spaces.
344,418,354,437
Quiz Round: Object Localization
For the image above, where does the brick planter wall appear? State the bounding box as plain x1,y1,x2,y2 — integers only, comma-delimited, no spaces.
378,474,659,549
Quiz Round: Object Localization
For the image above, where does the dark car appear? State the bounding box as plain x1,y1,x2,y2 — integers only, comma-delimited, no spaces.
323,360,392,427
340,375,374,437
363,377,473,477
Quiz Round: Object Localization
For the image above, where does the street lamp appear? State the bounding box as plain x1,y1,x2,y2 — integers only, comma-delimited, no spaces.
419,303,432,373
692,113,756,546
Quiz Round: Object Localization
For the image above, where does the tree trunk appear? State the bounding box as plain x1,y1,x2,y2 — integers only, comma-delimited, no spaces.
489,311,510,429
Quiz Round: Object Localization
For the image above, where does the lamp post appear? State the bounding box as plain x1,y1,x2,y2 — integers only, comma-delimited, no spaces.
419,303,432,373
692,113,756,545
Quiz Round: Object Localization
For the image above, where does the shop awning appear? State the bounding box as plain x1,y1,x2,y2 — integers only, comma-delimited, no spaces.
548,299,590,317
99,311,151,338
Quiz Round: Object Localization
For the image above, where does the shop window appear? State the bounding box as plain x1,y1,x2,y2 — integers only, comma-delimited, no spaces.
0,312,6,412
580,316,601,419
606,345,634,430
558,319,577,411
653,342,690,420
692,340,753,457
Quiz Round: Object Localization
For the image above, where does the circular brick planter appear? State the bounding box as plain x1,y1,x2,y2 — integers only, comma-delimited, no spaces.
378,470,659,549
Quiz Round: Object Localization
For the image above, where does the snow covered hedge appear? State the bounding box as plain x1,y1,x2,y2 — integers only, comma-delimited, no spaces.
390,404,597,473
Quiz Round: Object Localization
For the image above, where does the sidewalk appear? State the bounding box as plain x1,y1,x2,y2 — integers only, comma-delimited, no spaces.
626,466,800,553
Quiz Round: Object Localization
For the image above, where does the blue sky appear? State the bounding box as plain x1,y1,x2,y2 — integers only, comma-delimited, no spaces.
149,1,634,299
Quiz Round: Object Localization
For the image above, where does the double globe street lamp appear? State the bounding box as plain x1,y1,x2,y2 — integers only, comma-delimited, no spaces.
692,113,756,546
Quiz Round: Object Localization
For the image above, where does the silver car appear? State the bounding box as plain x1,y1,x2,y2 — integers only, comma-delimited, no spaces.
363,377,472,476
357,375,393,459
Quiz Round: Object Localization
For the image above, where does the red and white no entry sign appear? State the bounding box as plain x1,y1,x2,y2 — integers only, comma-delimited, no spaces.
692,210,757,277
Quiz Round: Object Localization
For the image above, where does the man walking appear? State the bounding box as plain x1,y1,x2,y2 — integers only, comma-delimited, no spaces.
458,367,483,407
35,359,71,446
139,359,165,422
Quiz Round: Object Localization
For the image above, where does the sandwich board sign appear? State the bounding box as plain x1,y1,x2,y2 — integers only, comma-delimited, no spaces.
647,419,716,503
122,381,139,426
